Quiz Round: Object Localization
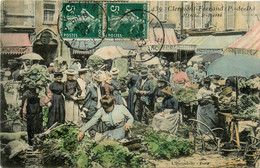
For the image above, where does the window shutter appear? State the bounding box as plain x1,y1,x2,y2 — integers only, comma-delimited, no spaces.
183,1,191,29
226,2,235,30
203,1,212,28
194,2,202,29
158,1,168,22
158,2,163,21
164,2,169,22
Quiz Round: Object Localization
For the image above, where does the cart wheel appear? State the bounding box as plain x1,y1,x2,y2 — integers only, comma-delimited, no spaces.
189,118,223,151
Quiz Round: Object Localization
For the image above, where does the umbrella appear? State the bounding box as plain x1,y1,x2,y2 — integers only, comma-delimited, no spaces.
187,53,223,65
206,54,260,113
199,53,223,63
18,53,43,60
206,54,260,78
93,46,129,60
143,57,161,65
187,55,203,64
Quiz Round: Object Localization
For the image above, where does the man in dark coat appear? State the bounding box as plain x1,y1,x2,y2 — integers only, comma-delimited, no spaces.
127,68,141,119
135,68,155,124
21,87,43,145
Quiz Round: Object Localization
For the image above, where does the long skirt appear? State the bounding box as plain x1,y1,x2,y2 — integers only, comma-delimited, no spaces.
152,112,181,134
47,94,65,128
26,99,43,145
197,103,218,135
65,99,81,125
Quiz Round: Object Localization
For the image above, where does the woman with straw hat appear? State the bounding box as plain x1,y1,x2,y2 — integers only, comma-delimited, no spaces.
152,86,180,134
64,69,82,125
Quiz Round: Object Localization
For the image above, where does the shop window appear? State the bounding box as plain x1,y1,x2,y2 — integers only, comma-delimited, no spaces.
157,1,169,22
43,1,56,24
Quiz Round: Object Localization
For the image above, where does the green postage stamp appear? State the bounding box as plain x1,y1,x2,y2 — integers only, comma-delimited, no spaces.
61,2,103,39
106,3,148,39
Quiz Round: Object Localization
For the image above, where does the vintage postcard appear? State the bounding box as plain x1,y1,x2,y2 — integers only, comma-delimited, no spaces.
0,0,260,167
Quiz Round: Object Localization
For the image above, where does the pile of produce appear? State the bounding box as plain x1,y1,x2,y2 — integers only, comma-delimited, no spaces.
127,122,194,160
175,87,198,106
237,94,259,119
19,65,50,98
238,78,253,89
35,123,154,167
143,131,194,160
35,122,194,167
218,94,236,110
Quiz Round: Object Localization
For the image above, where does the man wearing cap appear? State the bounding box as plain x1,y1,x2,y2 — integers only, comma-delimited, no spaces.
127,67,141,118
78,95,134,141
135,68,155,124
194,65,207,86
48,63,55,74
196,78,219,135
110,68,124,105
82,71,107,122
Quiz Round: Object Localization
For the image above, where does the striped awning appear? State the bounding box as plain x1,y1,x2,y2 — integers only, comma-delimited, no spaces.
1,33,32,55
229,22,260,51
145,28,178,52
178,36,209,51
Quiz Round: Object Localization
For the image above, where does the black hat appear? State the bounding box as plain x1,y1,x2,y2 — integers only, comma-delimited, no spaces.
54,72,63,78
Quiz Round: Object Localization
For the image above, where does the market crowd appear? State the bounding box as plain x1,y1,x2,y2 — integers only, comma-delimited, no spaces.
1,56,259,146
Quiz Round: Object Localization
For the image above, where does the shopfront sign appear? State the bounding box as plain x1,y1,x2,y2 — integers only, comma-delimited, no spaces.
1,46,32,54
148,45,177,52
196,49,223,54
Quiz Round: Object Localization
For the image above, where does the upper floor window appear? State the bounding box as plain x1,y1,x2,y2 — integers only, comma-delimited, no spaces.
183,1,192,29
203,1,212,28
226,2,235,30
157,1,169,22
194,2,203,29
43,1,56,24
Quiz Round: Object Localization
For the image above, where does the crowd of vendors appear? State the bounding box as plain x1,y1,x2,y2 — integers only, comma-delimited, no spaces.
0,53,259,147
